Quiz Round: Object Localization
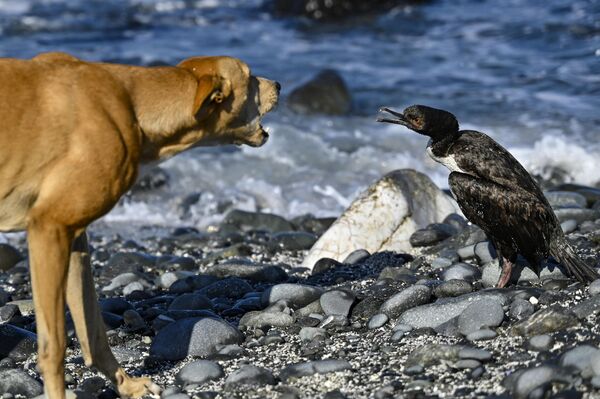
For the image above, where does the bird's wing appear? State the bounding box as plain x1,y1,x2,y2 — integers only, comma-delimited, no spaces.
453,131,544,199
449,172,556,267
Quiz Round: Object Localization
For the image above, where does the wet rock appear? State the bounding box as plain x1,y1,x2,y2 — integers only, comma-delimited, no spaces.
270,232,318,251
505,365,571,399
474,241,496,264
102,272,149,292
299,327,327,342
441,263,481,282
221,209,295,233
434,280,472,298
405,344,460,367
554,208,600,224
457,244,476,261
571,295,600,319
379,285,432,319
102,252,156,279
343,249,370,265
0,244,23,271
378,267,416,283
560,345,600,378
399,291,508,329
0,324,37,361
261,284,323,309
198,277,253,299
511,306,579,337
458,347,493,361
457,298,504,336
280,359,352,381
561,219,578,234
545,191,587,208
409,223,455,247
368,313,389,329
239,311,295,329
268,0,420,20
206,261,289,282
588,279,600,296
320,289,356,317
0,369,43,397
302,169,459,270
481,259,567,287
287,69,351,115
465,329,497,341
528,335,554,352
169,293,213,311
150,317,243,361
225,365,275,387
99,298,133,315
0,304,19,323
175,360,224,386
509,299,535,320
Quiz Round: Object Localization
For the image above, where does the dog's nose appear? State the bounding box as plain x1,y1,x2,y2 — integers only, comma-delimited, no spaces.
275,81,281,93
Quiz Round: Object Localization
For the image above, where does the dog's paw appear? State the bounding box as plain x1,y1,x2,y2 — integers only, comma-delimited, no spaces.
117,375,161,398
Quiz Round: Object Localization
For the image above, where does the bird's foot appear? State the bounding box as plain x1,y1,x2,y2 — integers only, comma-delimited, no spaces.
496,258,514,288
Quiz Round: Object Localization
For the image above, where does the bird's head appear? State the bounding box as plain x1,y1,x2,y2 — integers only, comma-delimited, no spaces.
377,104,459,141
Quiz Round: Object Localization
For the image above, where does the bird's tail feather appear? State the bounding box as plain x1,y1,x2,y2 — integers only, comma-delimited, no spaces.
550,237,599,283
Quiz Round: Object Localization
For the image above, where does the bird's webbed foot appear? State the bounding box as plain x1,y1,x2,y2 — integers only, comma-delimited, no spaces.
496,257,514,288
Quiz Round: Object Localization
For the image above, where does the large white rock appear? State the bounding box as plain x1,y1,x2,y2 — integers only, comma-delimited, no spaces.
302,169,460,271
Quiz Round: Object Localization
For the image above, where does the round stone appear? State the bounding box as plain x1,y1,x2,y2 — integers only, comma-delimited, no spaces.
368,314,389,329
458,298,504,336
441,263,481,282
176,360,224,386
379,285,432,319
528,335,554,352
149,317,243,361
224,365,275,387
320,289,356,317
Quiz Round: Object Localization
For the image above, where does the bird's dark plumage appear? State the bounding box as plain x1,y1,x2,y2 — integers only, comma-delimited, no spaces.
378,104,598,287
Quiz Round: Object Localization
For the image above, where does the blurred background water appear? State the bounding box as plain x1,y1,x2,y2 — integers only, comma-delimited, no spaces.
0,0,598,231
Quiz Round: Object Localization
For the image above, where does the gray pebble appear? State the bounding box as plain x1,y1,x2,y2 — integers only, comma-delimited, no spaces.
431,257,453,269
458,298,504,335
343,249,370,264
399,291,508,329
508,366,570,399
560,219,578,234
198,277,253,299
0,324,37,361
466,329,497,341
299,327,327,342
176,360,224,386
169,293,213,311
123,281,145,296
224,365,275,387
588,279,600,296
239,311,295,329
441,263,481,282
261,284,323,309
320,289,356,317
433,280,472,298
528,335,554,352
455,359,481,369
150,317,243,361
545,191,587,208
456,244,476,261
0,369,43,397
458,347,492,361
560,345,600,378
205,261,288,283
280,359,352,381
368,314,389,329
511,306,579,336
510,299,535,320
379,285,432,319
474,241,496,264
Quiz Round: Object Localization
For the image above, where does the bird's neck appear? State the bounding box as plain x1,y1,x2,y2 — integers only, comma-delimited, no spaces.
428,131,460,157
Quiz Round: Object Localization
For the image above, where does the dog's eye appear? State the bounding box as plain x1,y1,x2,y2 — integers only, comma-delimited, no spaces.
212,91,224,103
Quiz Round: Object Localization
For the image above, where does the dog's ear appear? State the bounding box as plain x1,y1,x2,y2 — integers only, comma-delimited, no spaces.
178,58,232,120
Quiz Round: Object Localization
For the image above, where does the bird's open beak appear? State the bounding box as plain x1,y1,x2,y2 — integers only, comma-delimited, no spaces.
376,107,411,128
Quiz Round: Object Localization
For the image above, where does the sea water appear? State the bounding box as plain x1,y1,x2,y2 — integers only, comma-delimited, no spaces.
0,0,598,232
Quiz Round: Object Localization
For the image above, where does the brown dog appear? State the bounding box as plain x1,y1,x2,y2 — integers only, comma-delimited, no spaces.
0,52,279,398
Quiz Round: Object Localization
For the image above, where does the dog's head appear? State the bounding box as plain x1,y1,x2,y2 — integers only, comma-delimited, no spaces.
178,56,280,147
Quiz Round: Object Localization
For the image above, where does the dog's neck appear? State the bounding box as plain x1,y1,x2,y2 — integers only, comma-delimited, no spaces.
102,65,206,162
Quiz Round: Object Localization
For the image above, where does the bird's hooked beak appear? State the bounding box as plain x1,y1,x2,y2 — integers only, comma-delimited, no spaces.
377,107,411,128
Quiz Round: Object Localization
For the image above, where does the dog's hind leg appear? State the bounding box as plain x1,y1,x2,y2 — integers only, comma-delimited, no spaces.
66,231,161,398
28,217,72,399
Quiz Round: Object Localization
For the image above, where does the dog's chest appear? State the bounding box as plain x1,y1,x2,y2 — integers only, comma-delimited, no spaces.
0,186,35,232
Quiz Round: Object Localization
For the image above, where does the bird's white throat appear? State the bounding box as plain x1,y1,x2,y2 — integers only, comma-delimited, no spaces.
426,140,466,174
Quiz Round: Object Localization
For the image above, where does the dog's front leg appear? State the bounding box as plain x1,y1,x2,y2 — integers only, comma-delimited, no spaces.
67,230,161,398
28,218,73,399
